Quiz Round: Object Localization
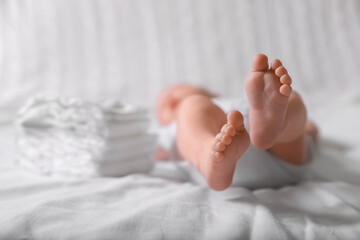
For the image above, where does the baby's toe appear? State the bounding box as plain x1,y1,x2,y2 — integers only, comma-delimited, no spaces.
213,141,226,152
275,66,287,77
227,111,244,129
214,151,224,160
279,84,292,96
216,132,232,145
251,54,269,72
280,74,292,85
220,124,235,137
221,124,233,134
271,59,282,71
221,134,232,145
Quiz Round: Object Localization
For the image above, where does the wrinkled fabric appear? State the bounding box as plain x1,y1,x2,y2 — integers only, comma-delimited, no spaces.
0,92,360,239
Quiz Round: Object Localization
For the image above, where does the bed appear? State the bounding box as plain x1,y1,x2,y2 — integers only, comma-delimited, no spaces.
1,0,360,239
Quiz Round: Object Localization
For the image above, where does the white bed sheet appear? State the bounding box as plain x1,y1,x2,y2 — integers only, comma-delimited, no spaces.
1,91,360,240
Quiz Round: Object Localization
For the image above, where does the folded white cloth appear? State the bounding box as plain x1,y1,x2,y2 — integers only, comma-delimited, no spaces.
15,94,156,177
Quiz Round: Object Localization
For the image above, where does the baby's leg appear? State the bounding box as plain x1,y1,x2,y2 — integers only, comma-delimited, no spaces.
246,54,310,165
175,95,250,191
155,84,216,126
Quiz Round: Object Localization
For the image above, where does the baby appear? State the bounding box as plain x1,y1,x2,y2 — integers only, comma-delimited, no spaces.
154,54,318,191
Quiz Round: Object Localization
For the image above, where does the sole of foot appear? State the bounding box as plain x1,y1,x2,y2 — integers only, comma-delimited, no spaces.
245,53,292,150
201,110,250,191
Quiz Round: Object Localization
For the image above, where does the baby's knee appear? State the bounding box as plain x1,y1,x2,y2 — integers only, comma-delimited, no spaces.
177,94,212,113
155,90,178,125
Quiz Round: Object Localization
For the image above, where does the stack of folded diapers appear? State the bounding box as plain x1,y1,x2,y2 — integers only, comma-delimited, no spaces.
15,95,156,177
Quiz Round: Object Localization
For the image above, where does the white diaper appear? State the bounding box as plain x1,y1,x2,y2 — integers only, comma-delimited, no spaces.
157,97,315,189
16,94,157,178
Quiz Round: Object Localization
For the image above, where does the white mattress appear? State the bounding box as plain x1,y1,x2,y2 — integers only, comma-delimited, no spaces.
1,92,360,240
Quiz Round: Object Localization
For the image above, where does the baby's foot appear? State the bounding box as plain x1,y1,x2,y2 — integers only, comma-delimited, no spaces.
245,54,292,149
201,110,250,191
